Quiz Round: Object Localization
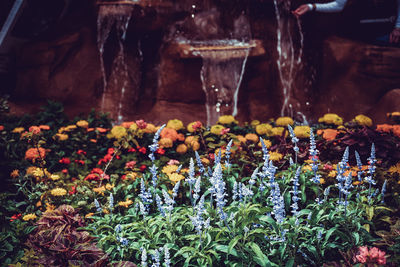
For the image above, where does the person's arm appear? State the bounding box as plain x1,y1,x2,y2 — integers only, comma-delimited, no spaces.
309,0,347,13
390,0,400,43
293,0,348,17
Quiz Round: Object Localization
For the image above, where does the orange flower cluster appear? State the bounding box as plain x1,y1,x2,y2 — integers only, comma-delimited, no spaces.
160,128,184,142
376,124,400,138
25,147,46,162
317,129,339,141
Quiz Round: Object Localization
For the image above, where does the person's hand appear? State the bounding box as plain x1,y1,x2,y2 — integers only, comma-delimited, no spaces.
292,4,311,17
390,28,400,44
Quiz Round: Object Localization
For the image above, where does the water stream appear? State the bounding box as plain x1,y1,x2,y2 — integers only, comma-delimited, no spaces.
187,40,250,125
273,0,304,117
97,5,133,123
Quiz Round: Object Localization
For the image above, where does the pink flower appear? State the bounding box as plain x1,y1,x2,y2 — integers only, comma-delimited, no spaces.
377,250,386,265
192,121,203,131
167,159,180,165
125,160,137,169
220,128,230,135
355,254,367,263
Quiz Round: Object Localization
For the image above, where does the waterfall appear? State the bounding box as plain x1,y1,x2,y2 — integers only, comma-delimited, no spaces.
97,4,133,123
273,0,304,117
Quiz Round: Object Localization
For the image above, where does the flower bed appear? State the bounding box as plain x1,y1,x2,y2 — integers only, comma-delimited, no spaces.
1,103,400,266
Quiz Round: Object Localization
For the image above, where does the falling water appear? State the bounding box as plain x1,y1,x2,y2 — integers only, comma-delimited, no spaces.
187,40,250,125
97,5,133,123
273,0,304,116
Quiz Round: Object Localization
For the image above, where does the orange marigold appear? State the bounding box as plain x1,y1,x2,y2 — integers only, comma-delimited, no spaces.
321,129,339,141
393,125,400,138
160,128,180,142
25,147,46,162
376,124,393,133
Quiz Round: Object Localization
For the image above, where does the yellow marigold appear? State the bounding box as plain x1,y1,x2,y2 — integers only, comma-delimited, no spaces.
354,115,373,127
293,126,310,139
218,115,237,125
320,178,326,184
275,117,294,126
45,203,56,212
54,133,68,141
168,173,185,183
143,123,157,133
215,148,226,157
318,113,343,126
159,137,173,148
210,125,225,135
26,166,38,175
258,139,272,149
302,165,312,172
93,186,106,194
10,169,19,178
105,183,114,190
185,136,198,145
118,198,133,208
129,123,138,131
125,172,140,180
110,126,127,139
51,188,67,196
175,145,186,159
85,213,94,218
167,119,184,131
23,213,37,221
190,141,200,151
25,147,46,162
32,168,50,178
12,127,25,133
271,127,286,137
328,170,337,177
251,120,260,126
63,125,77,132
201,158,210,165
162,165,179,174
269,151,283,162
256,123,273,135
245,133,259,143
389,163,400,174
76,120,89,128
50,174,60,181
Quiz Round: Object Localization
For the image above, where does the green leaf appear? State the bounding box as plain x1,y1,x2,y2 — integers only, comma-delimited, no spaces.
249,242,270,267
214,245,238,257
228,235,241,255
285,258,295,267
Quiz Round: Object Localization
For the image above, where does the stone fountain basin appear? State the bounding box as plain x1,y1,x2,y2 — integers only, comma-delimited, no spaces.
171,39,265,59
96,0,173,8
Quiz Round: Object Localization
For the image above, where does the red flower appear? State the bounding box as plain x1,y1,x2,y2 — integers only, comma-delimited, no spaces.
69,185,77,195
192,121,203,131
77,149,87,155
107,148,115,155
59,157,71,164
74,160,85,165
128,148,136,153
136,119,147,129
209,153,215,161
156,148,165,155
10,213,22,222
139,147,147,154
140,165,147,172
91,168,103,175
62,169,68,174
71,177,77,182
